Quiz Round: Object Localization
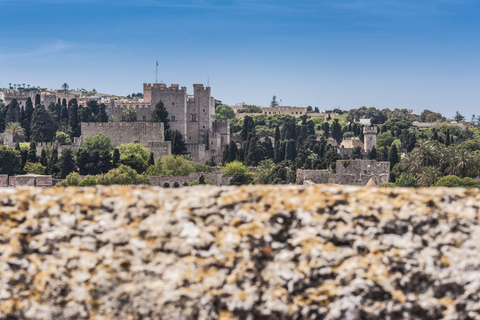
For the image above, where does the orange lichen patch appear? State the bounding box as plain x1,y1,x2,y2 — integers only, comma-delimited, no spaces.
218,310,236,320
272,285,289,299
194,267,221,283
238,291,248,301
441,256,451,267
439,296,455,308
391,289,406,303
237,222,265,238
305,282,338,307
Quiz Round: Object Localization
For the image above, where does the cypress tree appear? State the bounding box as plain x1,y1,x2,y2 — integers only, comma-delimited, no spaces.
274,125,280,143
222,146,230,165
368,146,377,160
150,100,170,130
28,142,38,163
445,129,451,146
24,97,34,141
285,139,296,162
389,144,399,168
34,94,41,106
112,148,120,168
40,148,48,166
149,152,155,166
48,148,58,175
228,141,239,162
68,99,80,137
58,148,76,179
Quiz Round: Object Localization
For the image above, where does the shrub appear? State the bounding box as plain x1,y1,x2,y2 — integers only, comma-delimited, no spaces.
96,165,151,185
79,175,97,187
56,172,81,187
435,175,480,188
24,162,46,175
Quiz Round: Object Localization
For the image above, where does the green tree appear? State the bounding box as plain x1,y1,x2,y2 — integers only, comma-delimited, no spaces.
56,172,81,187
270,95,278,108
24,162,46,175
454,111,465,122
82,133,112,152
165,129,188,155
241,116,256,140
97,103,109,122
284,139,296,162
0,146,21,175
28,142,38,163
5,122,26,142
417,166,443,187
223,160,253,180
79,175,97,187
146,155,206,176
55,131,72,145
331,119,343,144
435,175,479,188
389,144,399,168
96,165,151,185
57,148,77,179
368,146,377,160
215,104,235,121
117,143,151,173
123,106,137,122
68,99,80,137
112,148,120,168
77,149,112,175
395,172,417,187
150,100,169,130
23,97,34,140
40,148,48,166
30,105,56,142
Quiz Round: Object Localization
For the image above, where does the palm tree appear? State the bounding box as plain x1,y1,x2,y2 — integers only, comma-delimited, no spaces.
123,106,137,122
61,83,69,91
446,149,473,177
417,166,443,187
5,122,26,142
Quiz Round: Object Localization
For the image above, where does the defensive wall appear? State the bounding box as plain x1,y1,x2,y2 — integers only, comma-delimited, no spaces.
333,159,390,186
296,169,329,185
8,174,53,187
80,122,171,159
149,172,232,188
1,185,479,319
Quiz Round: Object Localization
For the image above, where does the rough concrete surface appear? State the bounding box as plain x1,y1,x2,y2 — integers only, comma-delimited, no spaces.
1,185,480,319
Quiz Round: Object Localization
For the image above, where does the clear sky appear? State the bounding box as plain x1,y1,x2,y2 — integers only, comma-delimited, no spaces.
0,0,479,118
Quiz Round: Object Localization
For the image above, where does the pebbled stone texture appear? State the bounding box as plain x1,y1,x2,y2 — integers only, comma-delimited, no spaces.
1,185,480,319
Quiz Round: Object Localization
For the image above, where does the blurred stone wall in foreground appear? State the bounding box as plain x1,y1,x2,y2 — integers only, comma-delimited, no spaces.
1,185,479,320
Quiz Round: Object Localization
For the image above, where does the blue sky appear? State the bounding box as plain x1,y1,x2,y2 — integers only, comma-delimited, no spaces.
0,0,479,118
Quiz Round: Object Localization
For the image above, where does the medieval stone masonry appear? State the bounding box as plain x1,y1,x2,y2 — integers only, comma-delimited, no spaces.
107,83,230,164
80,122,171,159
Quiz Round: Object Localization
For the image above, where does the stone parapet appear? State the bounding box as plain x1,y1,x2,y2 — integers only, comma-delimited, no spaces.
0,185,479,319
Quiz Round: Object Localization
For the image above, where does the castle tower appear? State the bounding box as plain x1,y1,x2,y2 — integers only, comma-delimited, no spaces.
363,126,377,152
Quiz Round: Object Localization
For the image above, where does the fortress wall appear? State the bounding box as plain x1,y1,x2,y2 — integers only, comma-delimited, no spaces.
80,122,165,147
296,169,329,184
0,185,479,319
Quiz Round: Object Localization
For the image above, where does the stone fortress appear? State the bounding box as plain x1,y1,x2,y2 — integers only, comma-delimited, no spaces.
106,83,230,164
297,126,390,186
0,90,75,108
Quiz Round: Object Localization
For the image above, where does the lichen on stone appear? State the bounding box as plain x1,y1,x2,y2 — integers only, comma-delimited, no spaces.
1,185,480,319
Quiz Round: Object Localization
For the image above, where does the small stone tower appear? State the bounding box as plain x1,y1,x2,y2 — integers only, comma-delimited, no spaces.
363,126,377,152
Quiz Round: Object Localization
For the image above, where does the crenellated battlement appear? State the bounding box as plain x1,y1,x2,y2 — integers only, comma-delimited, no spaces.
81,122,162,128
144,83,187,92
363,126,377,134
